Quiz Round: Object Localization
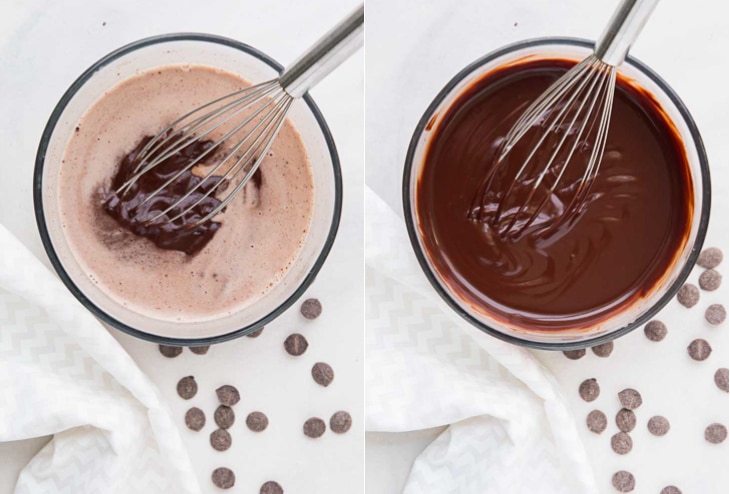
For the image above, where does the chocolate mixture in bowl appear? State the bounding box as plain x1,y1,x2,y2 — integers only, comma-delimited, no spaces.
416,58,693,330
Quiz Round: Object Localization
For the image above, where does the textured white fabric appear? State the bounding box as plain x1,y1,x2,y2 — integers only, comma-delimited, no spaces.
365,187,598,494
0,225,199,494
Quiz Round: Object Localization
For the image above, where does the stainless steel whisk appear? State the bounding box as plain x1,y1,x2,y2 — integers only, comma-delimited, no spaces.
472,0,660,237
117,5,363,227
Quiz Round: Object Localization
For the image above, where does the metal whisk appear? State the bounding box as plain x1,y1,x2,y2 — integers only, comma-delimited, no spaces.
471,0,659,238
116,5,363,227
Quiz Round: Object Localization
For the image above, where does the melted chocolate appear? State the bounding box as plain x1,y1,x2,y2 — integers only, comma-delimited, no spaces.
416,59,692,330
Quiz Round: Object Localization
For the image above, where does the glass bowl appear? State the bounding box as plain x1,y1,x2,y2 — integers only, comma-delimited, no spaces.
403,38,710,350
34,33,342,345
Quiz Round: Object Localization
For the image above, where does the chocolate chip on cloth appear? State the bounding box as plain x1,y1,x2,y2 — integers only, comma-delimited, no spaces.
705,423,727,444
303,417,326,438
260,481,284,494
611,432,633,455
615,408,636,433
563,349,585,360
644,320,667,342
661,487,682,494
705,304,727,325
579,378,600,402
212,467,235,489
246,411,269,432
214,406,235,429
612,471,636,492
648,416,670,436
699,269,722,291
586,410,607,434
177,376,198,400
301,298,322,320
687,339,712,361
159,344,182,358
591,341,613,357
189,345,209,355
697,247,723,269
284,333,308,356
247,327,264,338
676,283,700,308
185,407,206,432
714,368,729,392
312,362,335,387
618,388,642,409
330,411,352,434
216,385,240,406
210,428,232,451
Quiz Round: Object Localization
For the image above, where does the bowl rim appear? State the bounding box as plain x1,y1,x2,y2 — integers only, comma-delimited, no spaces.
34,32,343,346
402,36,711,351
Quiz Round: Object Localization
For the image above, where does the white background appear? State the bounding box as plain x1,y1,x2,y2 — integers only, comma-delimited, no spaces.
365,0,729,493
0,0,364,492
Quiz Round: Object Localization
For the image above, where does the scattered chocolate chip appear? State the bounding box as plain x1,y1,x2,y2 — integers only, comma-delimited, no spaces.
714,368,729,392
705,304,726,325
190,345,210,355
75,126,80,132
705,423,727,444
214,406,235,429
677,283,700,308
210,428,232,451
330,411,352,434
177,376,198,400
312,362,335,387
563,349,586,360
246,411,269,432
618,388,642,409
611,432,633,455
586,410,607,434
591,341,614,357
644,320,667,342
212,467,235,489
284,333,308,356
616,408,636,433
185,407,206,431
260,481,284,494
303,417,326,438
579,378,600,402
660,487,681,494
699,269,722,291
159,345,182,358
216,385,240,406
247,327,264,338
648,416,670,436
697,247,723,269
301,298,322,319
612,471,635,492
687,339,712,361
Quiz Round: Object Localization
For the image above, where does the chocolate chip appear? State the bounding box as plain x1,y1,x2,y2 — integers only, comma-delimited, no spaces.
612,471,635,492
677,283,699,308
647,416,670,436
644,320,667,342
699,269,722,291
216,385,240,406
214,406,235,429
660,487,682,494
714,368,728,392
212,467,235,489
177,376,198,400
611,432,633,455
330,411,352,434
159,344,182,358
687,339,712,361
618,388,642,409
563,349,586,360
579,378,600,402
591,341,613,357
705,304,726,325
303,417,326,438
185,407,206,431
247,327,264,338
246,411,269,432
260,481,284,494
705,423,727,444
284,333,308,356
210,428,232,451
312,362,334,387
697,247,723,269
616,408,636,433
190,345,210,355
301,298,322,319
586,410,607,434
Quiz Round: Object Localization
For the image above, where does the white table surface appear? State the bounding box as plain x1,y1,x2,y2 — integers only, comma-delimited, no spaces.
0,0,364,492
365,0,729,493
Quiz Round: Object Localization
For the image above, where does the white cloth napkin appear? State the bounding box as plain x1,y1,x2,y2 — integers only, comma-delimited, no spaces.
0,225,199,494
365,187,598,494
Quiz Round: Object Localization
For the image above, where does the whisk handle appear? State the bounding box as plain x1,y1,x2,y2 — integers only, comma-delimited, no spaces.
279,4,364,98
595,0,660,66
